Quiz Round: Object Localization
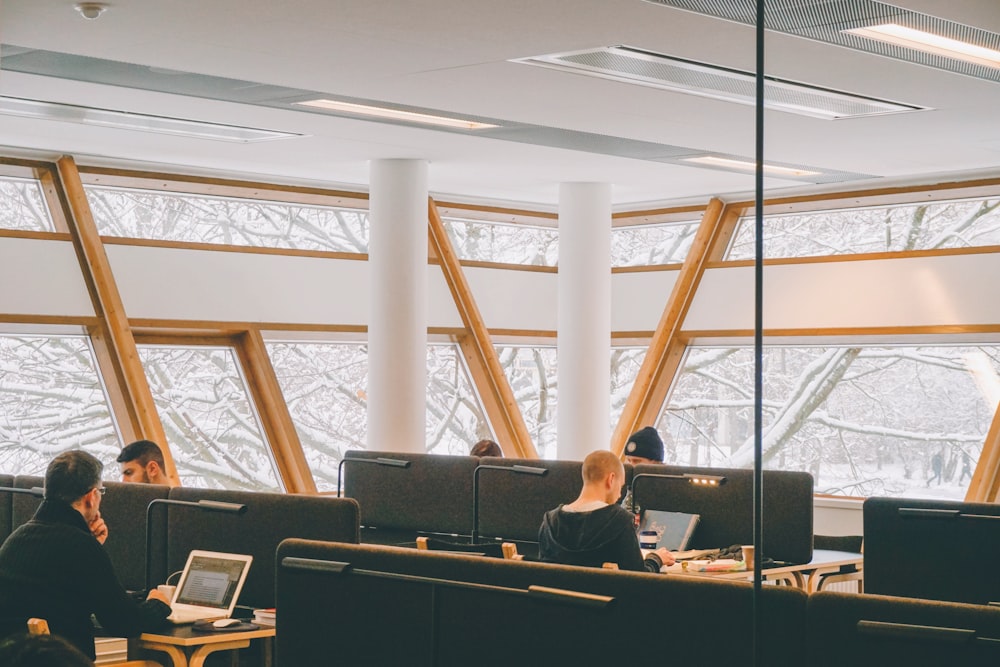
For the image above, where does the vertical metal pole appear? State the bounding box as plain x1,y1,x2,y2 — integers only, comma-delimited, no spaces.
753,0,766,666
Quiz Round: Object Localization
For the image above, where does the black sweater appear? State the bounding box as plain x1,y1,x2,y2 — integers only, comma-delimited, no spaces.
0,499,171,658
538,503,664,572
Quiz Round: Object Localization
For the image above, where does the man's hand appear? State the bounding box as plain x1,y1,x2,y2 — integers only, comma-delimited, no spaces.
654,547,675,566
89,513,108,545
146,589,171,605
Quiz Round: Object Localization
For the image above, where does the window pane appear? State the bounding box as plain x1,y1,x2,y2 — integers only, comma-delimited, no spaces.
138,345,280,491
611,347,647,435
0,176,55,232
661,345,997,499
266,342,368,492
611,222,699,266
442,217,558,266
499,346,558,459
268,342,494,491
0,335,118,475
86,185,369,252
728,197,1000,260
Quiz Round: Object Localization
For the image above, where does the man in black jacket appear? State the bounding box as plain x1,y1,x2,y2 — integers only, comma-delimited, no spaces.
0,450,171,659
538,450,674,572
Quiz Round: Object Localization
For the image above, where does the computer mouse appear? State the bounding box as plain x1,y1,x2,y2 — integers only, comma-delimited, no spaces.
212,618,242,629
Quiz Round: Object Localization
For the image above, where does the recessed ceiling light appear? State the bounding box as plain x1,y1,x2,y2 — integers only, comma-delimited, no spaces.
513,46,924,120
845,24,1000,69
294,99,498,130
682,156,821,178
0,96,301,142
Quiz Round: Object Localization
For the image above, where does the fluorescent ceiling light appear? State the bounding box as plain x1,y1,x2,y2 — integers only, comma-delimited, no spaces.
683,156,820,178
0,96,299,142
845,24,1000,69
294,99,498,130
513,46,923,120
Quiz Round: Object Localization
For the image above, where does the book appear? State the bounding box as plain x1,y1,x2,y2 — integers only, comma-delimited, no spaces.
637,509,700,551
253,608,276,626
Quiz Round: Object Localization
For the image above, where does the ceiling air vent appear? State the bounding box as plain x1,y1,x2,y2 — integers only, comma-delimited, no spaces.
513,45,924,119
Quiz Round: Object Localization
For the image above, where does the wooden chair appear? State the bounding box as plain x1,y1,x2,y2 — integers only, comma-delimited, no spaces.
27,618,162,667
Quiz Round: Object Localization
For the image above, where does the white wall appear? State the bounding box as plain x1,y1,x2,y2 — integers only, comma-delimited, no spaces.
0,238,93,317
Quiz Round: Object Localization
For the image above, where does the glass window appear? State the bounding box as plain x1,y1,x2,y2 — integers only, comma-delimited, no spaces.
0,176,55,232
0,334,119,475
660,345,997,499
611,347,647,434
86,185,369,252
728,197,1000,260
498,346,558,459
442,217,558,266
267,341,493,491
611,221,699,267
138,345,281,491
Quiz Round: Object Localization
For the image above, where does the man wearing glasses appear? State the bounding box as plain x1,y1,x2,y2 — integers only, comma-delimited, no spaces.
0,450,171,659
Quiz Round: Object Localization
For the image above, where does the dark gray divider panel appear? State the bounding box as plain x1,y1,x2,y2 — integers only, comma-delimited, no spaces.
276,538,807,667
11,475,44,529
632,465,814,563
864,497,1000,604
0,474,14,543
165,488,359,609
807,591,1000,667
475,457,584,543
342,450,479,540
100,481,170,591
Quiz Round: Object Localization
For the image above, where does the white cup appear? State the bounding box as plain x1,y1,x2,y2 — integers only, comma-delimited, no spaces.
156,584,176,601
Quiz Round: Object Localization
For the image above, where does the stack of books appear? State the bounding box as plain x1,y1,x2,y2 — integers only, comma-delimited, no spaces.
253,608,276,626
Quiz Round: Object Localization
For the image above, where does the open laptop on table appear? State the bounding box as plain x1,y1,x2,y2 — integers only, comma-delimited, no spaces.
165,550,253,624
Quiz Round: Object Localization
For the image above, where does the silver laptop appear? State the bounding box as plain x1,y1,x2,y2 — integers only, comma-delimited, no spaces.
166,550,253,624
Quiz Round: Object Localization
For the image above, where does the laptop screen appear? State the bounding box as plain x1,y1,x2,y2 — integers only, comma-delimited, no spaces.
175,553,250,610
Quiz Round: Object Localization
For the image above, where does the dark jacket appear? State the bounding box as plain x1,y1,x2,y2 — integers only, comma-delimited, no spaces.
0,499,171,658
538,503,663,573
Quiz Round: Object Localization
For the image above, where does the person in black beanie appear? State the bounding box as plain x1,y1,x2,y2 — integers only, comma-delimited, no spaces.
624,426,664,466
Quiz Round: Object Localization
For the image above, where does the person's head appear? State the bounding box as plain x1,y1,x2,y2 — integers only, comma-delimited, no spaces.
44,450,104,523
0,633,94,667
116,440,167,484
581,450,627,505
623,427,664,466
470,439,503,458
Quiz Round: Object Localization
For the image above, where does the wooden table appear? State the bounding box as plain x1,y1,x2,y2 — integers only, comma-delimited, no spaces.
665,549,863,593
138,624,275,667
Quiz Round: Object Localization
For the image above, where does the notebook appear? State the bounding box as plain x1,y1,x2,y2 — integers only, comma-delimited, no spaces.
638,509,700,551
166,550,253,624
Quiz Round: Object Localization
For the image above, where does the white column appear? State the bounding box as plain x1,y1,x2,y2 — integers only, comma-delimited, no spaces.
557,182,612,460
367,159,428,453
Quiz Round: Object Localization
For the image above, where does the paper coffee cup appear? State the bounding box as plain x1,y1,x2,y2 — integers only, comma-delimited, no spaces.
156,584,176,601
741,545,755,567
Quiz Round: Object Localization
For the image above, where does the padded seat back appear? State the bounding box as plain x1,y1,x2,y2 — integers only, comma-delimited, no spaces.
808,591,1000,667
164,487,359,609
632,464,814,563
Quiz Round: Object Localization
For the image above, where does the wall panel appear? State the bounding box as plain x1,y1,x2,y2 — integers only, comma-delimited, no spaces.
0,238,93,316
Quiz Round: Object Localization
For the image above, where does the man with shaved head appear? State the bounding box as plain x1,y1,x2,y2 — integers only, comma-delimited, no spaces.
538,450,674,572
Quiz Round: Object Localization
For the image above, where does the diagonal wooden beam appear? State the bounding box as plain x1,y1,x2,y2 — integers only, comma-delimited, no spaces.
234,329,317,494
612,199,738,455
966,398,1000,502
53,156,179,485
427,199,538,459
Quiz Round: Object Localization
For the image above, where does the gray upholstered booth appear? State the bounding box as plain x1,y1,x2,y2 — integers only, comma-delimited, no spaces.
807,591,1000,667
632,464,815,563
864,496,1000,605
341,450,480,544
276,538,808,666
161,487,360,609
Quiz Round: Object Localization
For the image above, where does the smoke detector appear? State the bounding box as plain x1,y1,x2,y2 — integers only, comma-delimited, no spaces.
75,3,109,20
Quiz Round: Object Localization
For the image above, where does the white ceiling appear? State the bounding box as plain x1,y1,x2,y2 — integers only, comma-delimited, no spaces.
1,0,999,209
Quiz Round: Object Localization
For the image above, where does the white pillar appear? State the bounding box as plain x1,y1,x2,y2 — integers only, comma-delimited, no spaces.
557,182,612,461
367,159,428,453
